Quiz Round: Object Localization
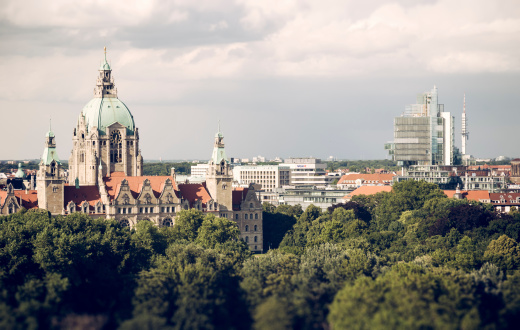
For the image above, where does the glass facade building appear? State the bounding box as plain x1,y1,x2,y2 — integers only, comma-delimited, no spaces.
388,86,454,167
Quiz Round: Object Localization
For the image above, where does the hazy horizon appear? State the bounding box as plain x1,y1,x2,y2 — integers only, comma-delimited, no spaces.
1,0,519,161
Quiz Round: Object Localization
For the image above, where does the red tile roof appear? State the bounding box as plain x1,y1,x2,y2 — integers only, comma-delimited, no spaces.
103,173,177,200
489,193,520,204
0,189,39,209
15,190,39,209
177,183,212,207
443,190,490,201
344,186,392,199
64,185,101,209
0,191,7,205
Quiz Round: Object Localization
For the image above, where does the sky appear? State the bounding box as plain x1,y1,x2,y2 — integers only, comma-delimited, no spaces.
0,0,519,161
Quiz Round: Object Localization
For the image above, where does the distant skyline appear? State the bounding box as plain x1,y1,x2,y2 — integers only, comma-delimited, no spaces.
1,0,519,161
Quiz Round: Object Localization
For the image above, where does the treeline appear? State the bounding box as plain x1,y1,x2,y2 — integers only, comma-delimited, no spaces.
0,162,39,173
1,180,520,328
327,159,399,172
142,162,193,176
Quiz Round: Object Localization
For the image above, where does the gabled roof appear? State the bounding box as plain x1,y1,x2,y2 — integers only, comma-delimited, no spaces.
64,185,101,209
103,172,177,200
177,183,212,207
489,193,520,204
443,190,490,201
0,189,39,209
15,190,39,209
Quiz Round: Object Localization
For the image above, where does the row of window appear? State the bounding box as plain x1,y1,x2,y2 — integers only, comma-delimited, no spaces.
244,225,259,232
234,213,260,220
244,235,259,243
119,218,173,227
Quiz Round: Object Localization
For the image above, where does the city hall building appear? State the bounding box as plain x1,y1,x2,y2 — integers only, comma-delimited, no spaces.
1,49,263,252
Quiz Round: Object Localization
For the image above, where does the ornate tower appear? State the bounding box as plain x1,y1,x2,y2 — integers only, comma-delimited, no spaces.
69,47,143,185
36,126,65,215
205,126,233,211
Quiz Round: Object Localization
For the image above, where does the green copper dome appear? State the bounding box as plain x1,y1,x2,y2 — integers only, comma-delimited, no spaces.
100,60,111,71
15,163,26,179
81,97,135,135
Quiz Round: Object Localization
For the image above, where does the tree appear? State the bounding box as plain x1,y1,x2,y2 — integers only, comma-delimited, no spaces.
168,209,205,242
195,214,240,249
126,244,251,329
484,235,520,272
328,263,503,329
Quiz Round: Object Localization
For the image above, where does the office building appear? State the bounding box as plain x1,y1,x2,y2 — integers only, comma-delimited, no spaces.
386,86,455,167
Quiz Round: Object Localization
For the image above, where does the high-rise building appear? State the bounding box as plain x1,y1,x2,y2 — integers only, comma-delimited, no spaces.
386,86,455,167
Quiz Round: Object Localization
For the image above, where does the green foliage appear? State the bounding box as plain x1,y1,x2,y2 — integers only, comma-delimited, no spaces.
126,244,251,329
484,235,520,272
328,263,503,329
195,214,240,249
3,176,520,329
262,208,297,251
167,209,205,242
142,162,192,175
327,159,398,173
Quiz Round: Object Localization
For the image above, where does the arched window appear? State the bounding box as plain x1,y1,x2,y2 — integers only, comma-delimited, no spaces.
69,203,75,214
245,214,248,220
254,236,257,242
82,203,88,214
254,225,257,231
250,203,253,208
235,214,239,220
163,218,173,227
255,213,258,220
50,161,57,177
120,219,130,228
110,131,122,163
245,225,249,232
123,194,130,205
96,202,103,213
245,236,249,243
250,213,253,219
8,202,15,214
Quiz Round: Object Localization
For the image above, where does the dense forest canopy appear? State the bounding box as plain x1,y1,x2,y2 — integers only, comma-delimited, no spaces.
142,162,193,176
1,180,520,329
326,159,399,173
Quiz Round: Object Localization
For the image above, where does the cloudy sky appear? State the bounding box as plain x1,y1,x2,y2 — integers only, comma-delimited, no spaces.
1,0,519,161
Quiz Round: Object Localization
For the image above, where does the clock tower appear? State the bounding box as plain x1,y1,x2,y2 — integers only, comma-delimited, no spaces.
205,126,233,212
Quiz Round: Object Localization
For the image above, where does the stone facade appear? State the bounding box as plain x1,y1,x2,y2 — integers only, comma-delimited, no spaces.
511,159,520,184
28,49,264,252
68,48,143,186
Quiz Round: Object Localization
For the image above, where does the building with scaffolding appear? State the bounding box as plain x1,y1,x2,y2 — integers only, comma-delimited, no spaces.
386,86,455,167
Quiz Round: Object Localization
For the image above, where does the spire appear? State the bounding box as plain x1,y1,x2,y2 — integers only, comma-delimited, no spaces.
94,47,117,98
210,124,228,165
42,127,60,165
